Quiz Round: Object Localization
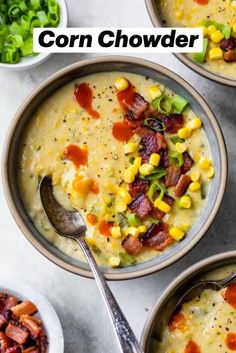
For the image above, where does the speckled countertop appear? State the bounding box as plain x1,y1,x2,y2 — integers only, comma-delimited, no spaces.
0,1,235,352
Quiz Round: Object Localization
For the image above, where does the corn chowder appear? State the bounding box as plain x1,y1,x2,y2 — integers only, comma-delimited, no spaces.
153,264,236,353
159,0,236,79
18,72,214,268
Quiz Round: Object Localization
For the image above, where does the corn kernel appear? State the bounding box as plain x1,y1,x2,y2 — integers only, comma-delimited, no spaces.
116,201,127,213
200,26,208,37
188,117,202,130
176,142,187,153
175,10,184,20
207,25,217,35
179,195,192,209
139,163,154,176
149,85,162,100
154,200,171,213
233,24,236,37
210,30,224,44
117,187,132,204
109,256,120,268
231,1,236,10
133,157,142,168
149,153,161,166
169,227,185,241
114,77,129,91
174,223,190,232
124,227,139,237
198,157,211,170
207,166,215,178
86,237,95,246
124,142,138,154
191,170,200,182
189,181,201,192
111,226,122,239
137,225,147,234
208,48,223,61
123,165,138,183
178,127,192,139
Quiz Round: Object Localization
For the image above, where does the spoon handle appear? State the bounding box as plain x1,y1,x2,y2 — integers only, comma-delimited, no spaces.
77,237,144,353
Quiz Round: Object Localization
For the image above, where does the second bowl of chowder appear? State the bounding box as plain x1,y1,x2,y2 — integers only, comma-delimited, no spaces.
141,251,236,353
146,0,236,87
3,56,227,280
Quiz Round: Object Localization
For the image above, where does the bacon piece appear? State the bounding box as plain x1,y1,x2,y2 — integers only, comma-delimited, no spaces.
0,332,12,351
165,165,181,186
160,149,170,168
124,117,143,129
5,322,29,345
22,347,39,353
122,235,143,256
156,132,167,150
140,133,160,162
220,37,235,51
20,315,41,339
175,175,191,197
0,314,7,327
3,297,18,311
128,178,149,197
223,49,236,62
125,93,149,120
36,335,48,353
150,192,175,221
6,347,21,353
129,193,152,219
140,223,173,251
163,114,184,133
11,301,37,318
181,152,194,174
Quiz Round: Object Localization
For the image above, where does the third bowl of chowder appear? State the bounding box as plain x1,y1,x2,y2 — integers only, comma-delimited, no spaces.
146,0,236,86
3,57,227,279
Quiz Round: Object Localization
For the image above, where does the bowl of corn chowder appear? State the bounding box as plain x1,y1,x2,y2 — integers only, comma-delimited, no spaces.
141,251,236,353
146,0,236,86
3,56,227,280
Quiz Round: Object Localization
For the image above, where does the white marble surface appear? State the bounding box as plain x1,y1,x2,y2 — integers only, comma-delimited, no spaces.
0,1,236,352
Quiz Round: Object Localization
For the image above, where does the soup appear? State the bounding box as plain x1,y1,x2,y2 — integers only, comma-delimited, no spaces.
158,0,236,79
153,264,236,353
18,72,214,268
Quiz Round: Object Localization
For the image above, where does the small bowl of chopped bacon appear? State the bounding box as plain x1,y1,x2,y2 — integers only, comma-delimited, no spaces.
0,279,64,353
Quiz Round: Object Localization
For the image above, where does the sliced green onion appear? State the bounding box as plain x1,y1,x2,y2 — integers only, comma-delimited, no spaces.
37,10,49,26
149,218,160,225
221,24,232,40
169,151,184,167
12,34,24,47
20,37,33,56
10,21,29,39
170,135,185,144
193,38,208,64
0,4,7,13
0,11,6,24
119,252,136,266
140,167,167,181
48,0,58,13
152,93,172,115
21,15,31,30
30,0,42,10
147,181,167,203
19,1,27,12
143,117,166,132
127,214,141,227
30,18,41,31
48,11,59,26
8,5,21,18
2,44,20,63
171,95,189,113
28,10,37,20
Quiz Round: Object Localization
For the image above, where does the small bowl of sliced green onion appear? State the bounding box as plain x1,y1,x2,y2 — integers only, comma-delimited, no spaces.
0,0,68,70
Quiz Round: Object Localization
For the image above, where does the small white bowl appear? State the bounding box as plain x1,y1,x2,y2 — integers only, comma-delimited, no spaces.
0,0,68,71
0,279,64,353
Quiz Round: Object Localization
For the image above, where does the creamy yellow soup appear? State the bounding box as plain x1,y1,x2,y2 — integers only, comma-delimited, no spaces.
18,72,213,268
159,0,236,79
153,264,236,353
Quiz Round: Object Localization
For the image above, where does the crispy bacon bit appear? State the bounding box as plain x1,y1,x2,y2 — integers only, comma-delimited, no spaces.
122,235,143,256
20,315,41,339
22,347,39,353
169,312,186,332
3,297,18,311
156,132,167,150
165,165,181,187
5,323,29,345
129,193,152,219
6,347,21,353
140,223,173,251
11,302,37,318
140,133,160,162
175,175,191,197
160,149,170,168
163,114,184,133
220,38,235,51
0,332,12,350
125,93,149,120
181,152,194,174
150,193,175,220
36,335,48,353
223,49,236,62
128,178,149,197
124,116,143,129
0,314,7,327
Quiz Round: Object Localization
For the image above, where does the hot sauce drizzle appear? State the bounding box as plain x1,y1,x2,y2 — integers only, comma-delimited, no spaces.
226,333,236,350
184,340,201,353
112,121,134,142
224,283,236,309
74,82,100,119
116,83,136,110
169,312,186,332
63,144,88,168
99,220,113,237
194,0,209,4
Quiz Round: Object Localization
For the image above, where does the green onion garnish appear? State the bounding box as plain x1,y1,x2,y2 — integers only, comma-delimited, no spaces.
171,94,189,113
168,151,184,167
152,93,172,115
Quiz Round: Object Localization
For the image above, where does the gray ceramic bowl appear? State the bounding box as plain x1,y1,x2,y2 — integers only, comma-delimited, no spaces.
141,251,236,352
145,0,236,87
2,56,227,280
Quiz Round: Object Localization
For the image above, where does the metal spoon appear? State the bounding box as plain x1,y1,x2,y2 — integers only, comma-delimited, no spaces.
173,271,236,314
39,176,144,353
